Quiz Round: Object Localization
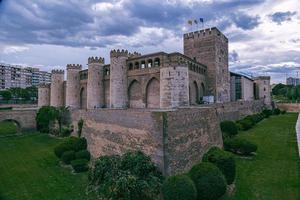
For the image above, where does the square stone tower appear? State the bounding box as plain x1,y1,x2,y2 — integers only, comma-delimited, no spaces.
184,27,230,103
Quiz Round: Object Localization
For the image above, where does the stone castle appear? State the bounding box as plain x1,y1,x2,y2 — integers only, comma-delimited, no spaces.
37,27,271,175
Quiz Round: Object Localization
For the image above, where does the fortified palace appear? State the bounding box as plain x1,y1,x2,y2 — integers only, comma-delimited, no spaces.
37,27,271,175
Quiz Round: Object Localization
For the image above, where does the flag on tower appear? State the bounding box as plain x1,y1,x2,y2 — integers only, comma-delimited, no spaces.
188,20,193,25
199,18,204,23
194,19,198,24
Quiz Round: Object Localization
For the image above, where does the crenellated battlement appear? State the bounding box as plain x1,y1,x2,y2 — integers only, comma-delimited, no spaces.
183,27,227,41
38,83,51,88
51,69,64,74
88,57,105,64
66,64,82,70
129,51,142,58
110,49,130,57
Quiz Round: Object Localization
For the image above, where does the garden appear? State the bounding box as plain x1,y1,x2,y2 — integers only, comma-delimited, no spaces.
0,106,299,200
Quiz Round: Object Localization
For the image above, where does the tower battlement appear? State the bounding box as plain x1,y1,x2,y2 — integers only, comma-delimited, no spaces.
110,49,130,57
129,51,142,58
66,64,82,70
38,83,51,88
183,27,228,42
51,69,64,74
88,57,105,64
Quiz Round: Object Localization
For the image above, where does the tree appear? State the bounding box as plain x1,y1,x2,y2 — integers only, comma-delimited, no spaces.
36,106,58,133
0,90,12,100
56,106,71,134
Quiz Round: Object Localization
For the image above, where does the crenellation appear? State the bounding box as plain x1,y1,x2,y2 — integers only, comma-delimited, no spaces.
51,69,64,74
110,49,130,57
88,56,105,64
66,64,82,70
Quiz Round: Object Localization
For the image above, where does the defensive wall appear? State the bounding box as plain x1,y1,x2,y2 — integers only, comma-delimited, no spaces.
0,109,37,131
276,103,300,113
71,99,265,175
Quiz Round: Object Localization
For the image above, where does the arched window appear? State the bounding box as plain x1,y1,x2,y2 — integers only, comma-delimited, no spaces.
141,60,146,69
134,62,139,69
128,63,133,70
147,59,153,68
154,58,160,67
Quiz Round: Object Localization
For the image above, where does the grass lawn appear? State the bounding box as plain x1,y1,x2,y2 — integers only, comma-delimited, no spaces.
0,134,95,200
0,121,19,136
227,113,300,200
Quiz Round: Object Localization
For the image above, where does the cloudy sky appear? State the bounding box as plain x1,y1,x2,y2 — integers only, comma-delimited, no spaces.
0,0,299,83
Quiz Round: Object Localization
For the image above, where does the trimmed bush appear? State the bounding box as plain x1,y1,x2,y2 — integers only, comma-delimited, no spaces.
73,137,87,152
54,137,81,158
75,150,91,161
273,108,281,115
60,127,72,137
189,162,226,200
237,119,253,131
220,121,238,137
281,110,287,114
262,109,272,118
162,174,197,200
224,138,257,156
71,159,89,173
61,150,75,164
202,147,236,185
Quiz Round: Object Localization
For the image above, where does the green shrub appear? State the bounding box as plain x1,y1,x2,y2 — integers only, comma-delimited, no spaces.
75,150,91,161
77,119,84,138
162,174,197,200
237,119,253,130
73,137,87,152
71,159,89,173
273,108,281,115
88,151,163,200
61,150,75,164
202,147,236,185
189,162,226,200
262,109,272,118
36,106,58,133
220,121,238,138
60,127,72,137
54,137,80,158
224,138,258,156
281,110,287,114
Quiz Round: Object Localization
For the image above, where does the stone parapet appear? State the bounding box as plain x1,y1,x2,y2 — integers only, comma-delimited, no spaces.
88,57,105,64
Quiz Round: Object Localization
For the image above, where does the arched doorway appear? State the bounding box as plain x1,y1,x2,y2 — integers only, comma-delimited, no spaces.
146,78,160,108
0,119,21,134
200,83,205,101
80,87,87,109
189,81,199,105
128,80,143,108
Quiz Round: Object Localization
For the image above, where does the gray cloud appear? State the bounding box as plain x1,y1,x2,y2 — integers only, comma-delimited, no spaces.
269,11,297,25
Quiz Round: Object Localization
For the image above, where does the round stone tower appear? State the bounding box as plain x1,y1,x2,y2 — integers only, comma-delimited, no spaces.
38,83,50,107
110,49,129,108
50,69,65,107
87,57,105,109
66,64,82,109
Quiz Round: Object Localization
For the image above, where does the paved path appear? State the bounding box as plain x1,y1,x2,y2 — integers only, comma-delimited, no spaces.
295,113,300,157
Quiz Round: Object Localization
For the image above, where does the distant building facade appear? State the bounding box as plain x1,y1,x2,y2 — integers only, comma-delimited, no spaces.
230,72,254,101
286,77,300,86
0,63,51,90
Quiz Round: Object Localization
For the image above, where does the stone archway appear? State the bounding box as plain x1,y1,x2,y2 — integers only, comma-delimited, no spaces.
80,87,87,109
189,81,199,105
128,80,143,108
0,119,21,134
146,78,160,108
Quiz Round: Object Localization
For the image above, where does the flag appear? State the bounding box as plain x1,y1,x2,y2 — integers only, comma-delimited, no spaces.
188,20,193,25
194,19,198,24
199,18,204,23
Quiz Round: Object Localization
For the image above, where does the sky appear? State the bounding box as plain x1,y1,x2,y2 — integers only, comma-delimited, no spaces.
0,0,300,84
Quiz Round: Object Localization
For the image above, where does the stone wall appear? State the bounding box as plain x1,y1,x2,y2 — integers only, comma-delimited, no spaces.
0,109,37,131
277,103,300,112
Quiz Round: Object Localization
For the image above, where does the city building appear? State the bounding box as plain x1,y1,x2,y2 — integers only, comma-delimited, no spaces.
286,77,300,86
230,72,254,101
0,63,51,90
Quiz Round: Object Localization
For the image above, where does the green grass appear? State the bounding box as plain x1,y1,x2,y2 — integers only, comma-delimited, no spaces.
0,121,19,136
0,134,95,200
227,113,300,200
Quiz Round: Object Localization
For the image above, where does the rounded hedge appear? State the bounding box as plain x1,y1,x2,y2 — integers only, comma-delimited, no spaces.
224,138,257,156
61,150,75,164
202,147,236,185
237,119,253,131
262,109,272,118
273,108,281,115
75,150,91,161
73,137,87,152
189,162,226,200
220,121,238,137
162,175,197,200
71,159,89,173
281,110,287,114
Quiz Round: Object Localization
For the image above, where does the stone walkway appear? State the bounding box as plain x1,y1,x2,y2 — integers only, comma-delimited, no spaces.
295,113,300,157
